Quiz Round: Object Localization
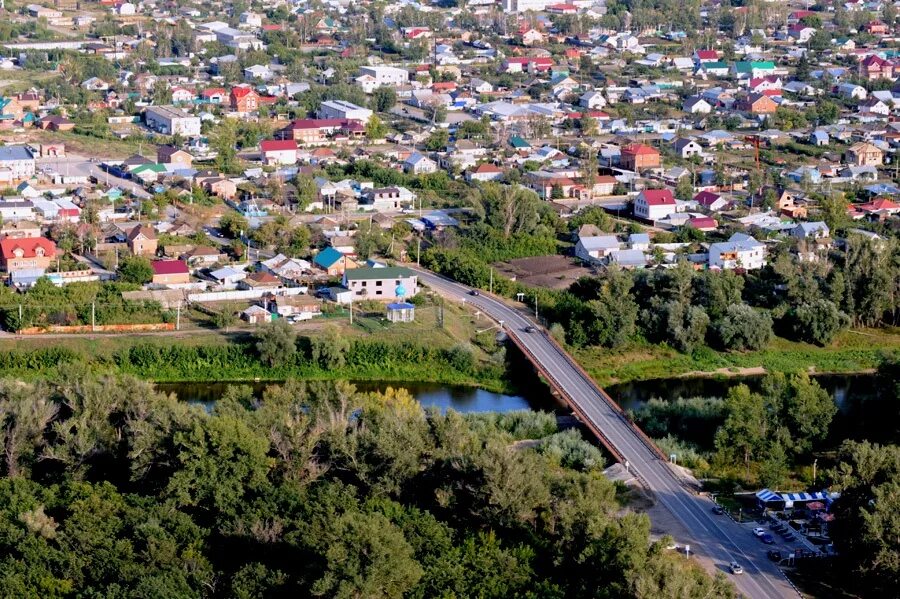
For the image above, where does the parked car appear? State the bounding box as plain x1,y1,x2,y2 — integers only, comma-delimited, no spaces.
761,533,776,544
783,533,796,542
767,550,783,562
712,506,725,515
729,562,744,575
753,527,767,537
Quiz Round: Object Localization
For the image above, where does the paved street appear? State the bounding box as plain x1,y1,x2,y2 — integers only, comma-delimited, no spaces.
414,266,798,599
37,154,152,199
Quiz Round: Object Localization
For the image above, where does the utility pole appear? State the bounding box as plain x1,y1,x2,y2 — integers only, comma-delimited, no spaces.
416,237,421,265
349,295,353,325
91,302,95,331
534,295,538,320
176,304,181,331
489,268,493,294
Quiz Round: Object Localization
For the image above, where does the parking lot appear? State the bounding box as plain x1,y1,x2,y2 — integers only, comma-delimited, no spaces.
721,504,831,569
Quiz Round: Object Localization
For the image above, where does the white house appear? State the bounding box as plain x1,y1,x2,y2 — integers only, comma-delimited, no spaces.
708,233,766,270
634,189,678,221
579,90,607,110
683,97,712,114
318,100,373,122
259,139,298,165
575,235,621,262
404,153,438,174
356,66,409,93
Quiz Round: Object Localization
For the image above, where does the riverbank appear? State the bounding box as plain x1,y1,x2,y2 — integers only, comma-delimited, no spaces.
0,298,528,393
572,327,900,386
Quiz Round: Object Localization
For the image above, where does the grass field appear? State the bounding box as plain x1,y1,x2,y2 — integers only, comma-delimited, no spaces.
572,327,900,386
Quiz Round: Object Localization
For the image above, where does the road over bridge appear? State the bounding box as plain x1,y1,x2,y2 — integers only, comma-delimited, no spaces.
414,266,798,599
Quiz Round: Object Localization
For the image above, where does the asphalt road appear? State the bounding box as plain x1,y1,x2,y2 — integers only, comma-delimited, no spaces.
414,267,797,599
37,155,152,199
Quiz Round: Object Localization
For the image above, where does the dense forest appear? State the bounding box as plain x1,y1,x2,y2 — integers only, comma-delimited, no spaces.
0,375,734,598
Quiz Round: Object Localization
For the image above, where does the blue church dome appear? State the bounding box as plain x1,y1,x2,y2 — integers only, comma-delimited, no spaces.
395,283,407,298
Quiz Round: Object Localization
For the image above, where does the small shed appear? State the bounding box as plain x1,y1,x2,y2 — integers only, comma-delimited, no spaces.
241,305,272,324
386,302,415,323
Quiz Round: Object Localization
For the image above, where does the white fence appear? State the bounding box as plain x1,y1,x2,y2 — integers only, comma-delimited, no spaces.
187,287,309,303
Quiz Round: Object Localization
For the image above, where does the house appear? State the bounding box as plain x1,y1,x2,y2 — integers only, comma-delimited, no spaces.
846,142,884,166
865,20,889,36
239,271,282,291
313,246,358,276
574,234,620,262
0,146,35,182
0,237,55,273
241,304,273,324
362,187,416,211
634,189,677,221
809,130,830,146
606,249,648,269
709,233,765,270
150,260,190,285
260,254,311,283
157,145,193,166
683,97,712,114
356,66,408,94
180,246,225,267
836,83,867,100
693,191,729,211
386,302,415,323
620,144,660,172
858,55,893,81
263,294,322,320
673,138,704,159
791,221,830,240
404,153,438,174
686,216,718,232
342,267,418,301
260,139,298,165
144,106,201,137
738,93,778,115
579,90,607,110
230,86,259,112
694,49,720,64
127,224,158,257
318,100,372,122
467,163,504,182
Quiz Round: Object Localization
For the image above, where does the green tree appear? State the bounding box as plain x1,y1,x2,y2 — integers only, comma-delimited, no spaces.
714,304,773,351
424,129,448,151
715,384,770,475
365,115,388,140
254,318,297,367
788,299,850,345
117,256,153,284
219,211,249,239
312,511,423,599
371,86,397,113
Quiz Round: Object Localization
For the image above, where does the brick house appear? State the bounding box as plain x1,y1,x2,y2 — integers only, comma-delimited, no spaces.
846,142,884,166
858,55,893,81
127,224,158,257
0,237,56,273
620,144,660,172
150,260,190,285
230,86,259,112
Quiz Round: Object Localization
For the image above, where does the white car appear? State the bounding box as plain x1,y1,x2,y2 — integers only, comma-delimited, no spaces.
729,562,744,575
753,527,767,537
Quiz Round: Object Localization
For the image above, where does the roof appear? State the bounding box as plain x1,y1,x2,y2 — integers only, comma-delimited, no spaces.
260,139,297,152
151,260,189,275
639,189,675,205
0,146,33,161
230,85,257,98
127,224,156,241
344,266,414,280
0,237,55,259
622,144,658,156
387,302,415,310
313,246,346,268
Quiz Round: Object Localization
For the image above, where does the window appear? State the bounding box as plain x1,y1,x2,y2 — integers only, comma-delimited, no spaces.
376,290,382,295
376,280,382,286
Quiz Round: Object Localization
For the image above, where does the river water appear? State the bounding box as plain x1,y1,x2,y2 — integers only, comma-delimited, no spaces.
157,372,891,442
155,380,561,414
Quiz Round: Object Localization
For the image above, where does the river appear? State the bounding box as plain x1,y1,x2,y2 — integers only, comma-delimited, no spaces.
155,380,563,414
607,373,894,445
157,372,891,442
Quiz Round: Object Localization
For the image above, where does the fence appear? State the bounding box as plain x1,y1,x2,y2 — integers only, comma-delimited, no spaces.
187,287,309,303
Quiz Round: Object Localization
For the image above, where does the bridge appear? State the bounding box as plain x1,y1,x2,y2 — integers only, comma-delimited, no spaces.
414,267,798,599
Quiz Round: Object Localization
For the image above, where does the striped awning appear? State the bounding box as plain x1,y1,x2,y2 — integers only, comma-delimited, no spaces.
756,489,781,503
